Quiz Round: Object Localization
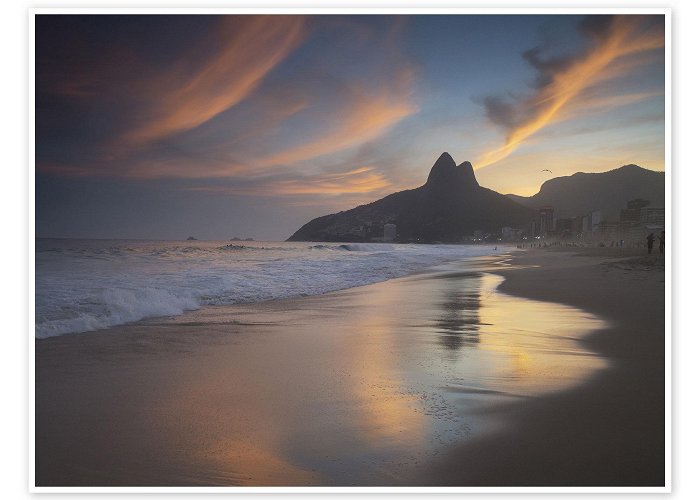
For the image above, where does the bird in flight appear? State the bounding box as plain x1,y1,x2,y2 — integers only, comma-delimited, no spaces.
542,169,552,173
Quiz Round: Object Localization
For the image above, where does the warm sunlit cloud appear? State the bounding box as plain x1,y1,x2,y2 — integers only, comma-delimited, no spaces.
264,166,392,196
255,78,417,168
185,165,392,197
121,16,307,146
36,15,419,188
475,15,664,170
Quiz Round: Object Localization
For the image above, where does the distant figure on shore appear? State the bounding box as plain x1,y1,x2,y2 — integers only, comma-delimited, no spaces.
659,232,665,255
646,233,655,254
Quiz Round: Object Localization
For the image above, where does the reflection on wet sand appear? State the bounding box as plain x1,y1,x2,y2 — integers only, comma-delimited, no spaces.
35,256,608,486
434,272,484,350
422,270,607,398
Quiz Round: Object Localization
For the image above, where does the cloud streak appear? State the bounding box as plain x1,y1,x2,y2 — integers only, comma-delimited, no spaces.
476,15,664,170
119,16,306,146
185,165,391,197
255,78,417,168
36,15,419,193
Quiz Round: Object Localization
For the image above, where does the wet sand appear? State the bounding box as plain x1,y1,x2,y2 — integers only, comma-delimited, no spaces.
34,249,665,487
426,248,666,486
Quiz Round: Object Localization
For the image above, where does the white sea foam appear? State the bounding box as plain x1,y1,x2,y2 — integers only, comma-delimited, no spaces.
35,239,500,338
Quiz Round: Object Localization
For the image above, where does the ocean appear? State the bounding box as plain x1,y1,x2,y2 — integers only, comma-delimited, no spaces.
35,239,500,338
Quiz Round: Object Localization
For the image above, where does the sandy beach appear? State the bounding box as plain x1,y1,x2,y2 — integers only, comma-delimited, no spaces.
34,248,665,487
426,247,666,486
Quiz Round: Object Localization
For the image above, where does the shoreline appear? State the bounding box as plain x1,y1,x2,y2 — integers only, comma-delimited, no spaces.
423,248,665,486
34,249,665,487
35,241,505,340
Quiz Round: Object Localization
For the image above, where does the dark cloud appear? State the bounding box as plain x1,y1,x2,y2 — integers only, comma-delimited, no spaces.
481,96,518,130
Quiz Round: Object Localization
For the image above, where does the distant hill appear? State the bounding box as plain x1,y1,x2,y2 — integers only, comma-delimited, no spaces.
287,153,534,243
507,165,665,220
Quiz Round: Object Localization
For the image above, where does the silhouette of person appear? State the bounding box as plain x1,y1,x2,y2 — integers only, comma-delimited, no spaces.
646,233,655,254
659,231,665,255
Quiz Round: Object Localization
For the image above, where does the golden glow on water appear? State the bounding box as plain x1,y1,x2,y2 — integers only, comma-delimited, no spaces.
473,273,607,395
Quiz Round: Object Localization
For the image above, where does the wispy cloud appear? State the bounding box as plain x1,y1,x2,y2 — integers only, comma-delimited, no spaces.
121,16,307,146
255,77,417,168
37,15,419,194
185,165,391,197
476,15,664,170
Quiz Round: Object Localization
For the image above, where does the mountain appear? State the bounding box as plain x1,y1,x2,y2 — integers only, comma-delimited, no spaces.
507,165,665,220
287,153,535,243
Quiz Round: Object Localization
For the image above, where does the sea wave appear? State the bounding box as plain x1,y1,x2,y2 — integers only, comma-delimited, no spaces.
35,239,501,338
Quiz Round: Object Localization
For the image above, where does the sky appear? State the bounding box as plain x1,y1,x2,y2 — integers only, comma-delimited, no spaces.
35,14,665,240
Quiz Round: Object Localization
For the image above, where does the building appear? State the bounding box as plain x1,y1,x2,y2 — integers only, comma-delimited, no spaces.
590,210,602,234
555,217,574,238
620,198,650,230
640,207,665,227
538,206,555,236
383,223,397,242
579,210,602,240
501,226,522,241
571,216,584,238
618,199,653,242
529,219,538,238
598,220,620,240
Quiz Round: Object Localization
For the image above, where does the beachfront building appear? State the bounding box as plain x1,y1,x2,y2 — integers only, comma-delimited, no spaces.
640,206,665,227
598,220,620,241
616,199,664,244
529,219,538,238
590,210,602,234
620,198,651,227
538,206,555,237
554,217,581,239
619,198,651,240
640,207,665,240
501,226,522,241
579,210,602,241
383,223,397,242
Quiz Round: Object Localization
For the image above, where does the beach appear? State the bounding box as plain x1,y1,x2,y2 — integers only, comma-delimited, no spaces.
34,247,666,487
427,247,666,486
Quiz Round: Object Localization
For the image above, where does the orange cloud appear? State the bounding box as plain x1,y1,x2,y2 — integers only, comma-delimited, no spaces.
267,166,392,196
255,80,417,168
122,16,306,146
185,165,392,197
476,16,664,170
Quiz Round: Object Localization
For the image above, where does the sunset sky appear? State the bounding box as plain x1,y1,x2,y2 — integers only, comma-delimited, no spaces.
35,14,665,240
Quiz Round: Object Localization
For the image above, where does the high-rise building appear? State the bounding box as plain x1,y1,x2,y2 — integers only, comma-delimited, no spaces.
640,207,665,227
620,198,651,230
383,223,397,242
555,217,574,238
538,206,555,236
590,210,602,233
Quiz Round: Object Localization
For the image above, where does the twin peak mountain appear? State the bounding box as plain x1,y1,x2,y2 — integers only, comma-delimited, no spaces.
287,152,533,243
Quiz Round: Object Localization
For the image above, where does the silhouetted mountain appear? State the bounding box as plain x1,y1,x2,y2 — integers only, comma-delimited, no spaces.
507,165,665,220
287,153,534,243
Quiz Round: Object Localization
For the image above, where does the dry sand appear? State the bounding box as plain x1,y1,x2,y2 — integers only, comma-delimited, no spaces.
34,248,666,487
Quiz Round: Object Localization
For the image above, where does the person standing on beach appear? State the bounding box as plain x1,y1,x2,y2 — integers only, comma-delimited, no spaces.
659,232,665,254
646,233,655,254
